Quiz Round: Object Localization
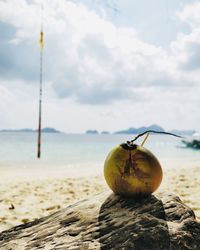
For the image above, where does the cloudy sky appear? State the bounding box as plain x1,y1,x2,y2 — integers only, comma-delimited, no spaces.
0,0,200,133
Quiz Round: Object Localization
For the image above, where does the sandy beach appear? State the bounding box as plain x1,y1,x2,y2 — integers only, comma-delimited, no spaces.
0,165,199,232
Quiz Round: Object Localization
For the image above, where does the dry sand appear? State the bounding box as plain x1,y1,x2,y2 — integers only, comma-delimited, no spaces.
0,165,199,232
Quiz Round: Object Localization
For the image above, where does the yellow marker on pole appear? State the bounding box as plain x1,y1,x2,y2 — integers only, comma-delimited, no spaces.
39,31,44,49
141,133,150,147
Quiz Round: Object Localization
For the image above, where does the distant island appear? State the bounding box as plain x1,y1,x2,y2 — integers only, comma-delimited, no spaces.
86,130,99,134
101,131,110,135
85,124,197,136
114,124,164,134
0,127,61,133
0,125,196,136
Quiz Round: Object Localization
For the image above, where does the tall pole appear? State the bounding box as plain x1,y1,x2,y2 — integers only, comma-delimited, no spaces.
37,40,43,158
37,7,44,158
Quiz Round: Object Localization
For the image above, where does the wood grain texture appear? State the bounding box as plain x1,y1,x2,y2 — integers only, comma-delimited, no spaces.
0,191,199,250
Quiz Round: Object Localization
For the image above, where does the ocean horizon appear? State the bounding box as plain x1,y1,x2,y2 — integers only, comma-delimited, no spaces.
0,132,199,170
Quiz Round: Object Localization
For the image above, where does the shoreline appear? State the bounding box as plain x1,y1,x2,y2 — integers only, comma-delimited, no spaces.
0,165,199,232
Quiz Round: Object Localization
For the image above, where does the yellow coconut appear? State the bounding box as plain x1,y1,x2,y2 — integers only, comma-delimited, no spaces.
104,142,163,197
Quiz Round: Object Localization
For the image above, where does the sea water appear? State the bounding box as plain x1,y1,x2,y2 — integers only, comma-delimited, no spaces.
0,132,199,170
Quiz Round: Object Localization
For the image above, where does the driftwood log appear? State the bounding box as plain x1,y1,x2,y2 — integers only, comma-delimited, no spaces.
0,191,199,250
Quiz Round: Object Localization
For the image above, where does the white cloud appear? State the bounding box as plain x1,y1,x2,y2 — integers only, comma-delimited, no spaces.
0,0,200,131
172,2,200,72
177,1,200,28
1,0,167,103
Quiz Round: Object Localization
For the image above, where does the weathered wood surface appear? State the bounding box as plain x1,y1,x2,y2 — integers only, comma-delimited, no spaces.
0,191,199,250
